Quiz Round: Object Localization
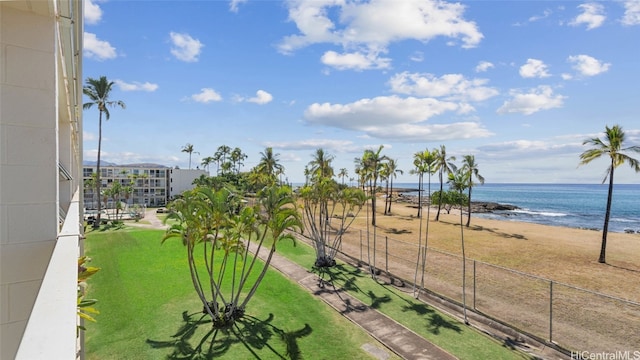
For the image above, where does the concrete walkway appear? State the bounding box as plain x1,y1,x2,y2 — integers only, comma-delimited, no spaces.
254,247,458,360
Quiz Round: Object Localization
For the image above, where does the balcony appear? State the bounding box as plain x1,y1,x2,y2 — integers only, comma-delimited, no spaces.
15,189,83,359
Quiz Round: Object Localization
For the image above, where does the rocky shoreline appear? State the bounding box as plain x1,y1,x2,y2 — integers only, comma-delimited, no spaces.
395,193,519,213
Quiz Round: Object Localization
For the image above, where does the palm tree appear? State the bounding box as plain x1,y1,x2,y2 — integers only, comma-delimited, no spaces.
308,148,335,181
354,145,389,279
448,169,470,324
461,155,485,227
411,148,436,297
256,147,284,185
83,76,126,228
230,147,247,174
338,168,349,186
383,159,403,214
434,145,457,221
201,156,215,174
355,145,389,226
579,125,640,263
181,143,199,170
215,145,232,175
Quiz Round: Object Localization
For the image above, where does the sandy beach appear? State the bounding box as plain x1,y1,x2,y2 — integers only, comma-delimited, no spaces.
344,196,640,303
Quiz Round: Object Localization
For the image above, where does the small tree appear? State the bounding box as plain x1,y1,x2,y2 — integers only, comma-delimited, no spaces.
299,179,366,268
163,185,301,328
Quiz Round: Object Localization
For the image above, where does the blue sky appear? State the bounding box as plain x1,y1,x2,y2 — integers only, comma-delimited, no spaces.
82,0,640,184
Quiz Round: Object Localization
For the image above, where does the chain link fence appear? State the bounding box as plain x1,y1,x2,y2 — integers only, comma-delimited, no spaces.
335,228,640,354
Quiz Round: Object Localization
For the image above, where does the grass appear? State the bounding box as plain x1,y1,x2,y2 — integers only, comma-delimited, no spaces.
84,228,398,360
264,235,530,360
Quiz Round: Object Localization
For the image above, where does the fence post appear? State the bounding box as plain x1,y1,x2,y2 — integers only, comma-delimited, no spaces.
549,280,553,343
385,236,389,273
473,260,476,310
359,230,363,264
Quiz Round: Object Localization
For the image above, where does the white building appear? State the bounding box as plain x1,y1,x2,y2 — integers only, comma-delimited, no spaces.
82,164,206,208
169,167,208,199
83,164,171,208
1,1,84,359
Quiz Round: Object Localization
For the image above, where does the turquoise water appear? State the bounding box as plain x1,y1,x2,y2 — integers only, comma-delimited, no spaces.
392,183,640,233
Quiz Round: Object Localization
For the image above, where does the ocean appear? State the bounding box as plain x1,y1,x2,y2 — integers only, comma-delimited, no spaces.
392,183,640,234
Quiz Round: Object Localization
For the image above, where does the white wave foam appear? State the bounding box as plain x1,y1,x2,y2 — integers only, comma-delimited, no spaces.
512,209,567,217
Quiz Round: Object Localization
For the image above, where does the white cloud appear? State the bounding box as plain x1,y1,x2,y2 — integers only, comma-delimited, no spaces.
410,51,424,62
621,0,640,25
303,95,493,141
83,32,117,60
114,80,159,92
229,0,248,13
529,9,552,22
569,3,606,30
265,139,358,152
279,0,483,66
475,61,494,73
567,54,611,76
321,50,391,70
83,131,95,141
388,72,499,102
169,32,203,62
247,90,273,104
190,88,222,103
84,0,102,25
519,59,551,78
497,85,566,115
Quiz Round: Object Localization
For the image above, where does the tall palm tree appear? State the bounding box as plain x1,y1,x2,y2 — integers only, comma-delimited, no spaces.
580,125,640,263
338,168,349,186
383,159,403,214
216,145,232,175
461,155,485,227
256,147,284,185
309,148,335,181
355,145,389,227
448,169,470,324
83,76,126,228
355,145,389,279
181,143,199,170
433,145,457,221
230,147,247,174
201,156,215,174
411,148,436,297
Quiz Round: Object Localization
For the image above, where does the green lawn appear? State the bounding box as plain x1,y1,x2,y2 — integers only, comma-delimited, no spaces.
84,226,529,360
267,237,530,360
84,229,398,360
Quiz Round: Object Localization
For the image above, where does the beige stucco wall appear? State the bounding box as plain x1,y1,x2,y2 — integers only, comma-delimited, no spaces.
0,4,60,359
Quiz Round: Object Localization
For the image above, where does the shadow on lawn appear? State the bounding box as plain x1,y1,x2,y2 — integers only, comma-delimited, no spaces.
147,311,312,360
323,262,462,336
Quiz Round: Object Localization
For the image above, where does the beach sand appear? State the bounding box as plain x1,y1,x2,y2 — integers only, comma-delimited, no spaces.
343,196,640,303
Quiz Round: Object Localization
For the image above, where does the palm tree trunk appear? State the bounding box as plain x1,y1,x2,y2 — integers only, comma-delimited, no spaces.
599,165,614,263
416,173,423,218
94,111,103,228
460,198,468,324
435,171,443,221
466,187,472,227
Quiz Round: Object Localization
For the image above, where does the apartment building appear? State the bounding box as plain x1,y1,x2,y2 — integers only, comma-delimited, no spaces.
82,164,206,208
83,164,170,208
1,1,84,359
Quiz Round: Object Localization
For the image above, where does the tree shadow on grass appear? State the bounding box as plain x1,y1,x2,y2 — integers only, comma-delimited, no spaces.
147,311,312,360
